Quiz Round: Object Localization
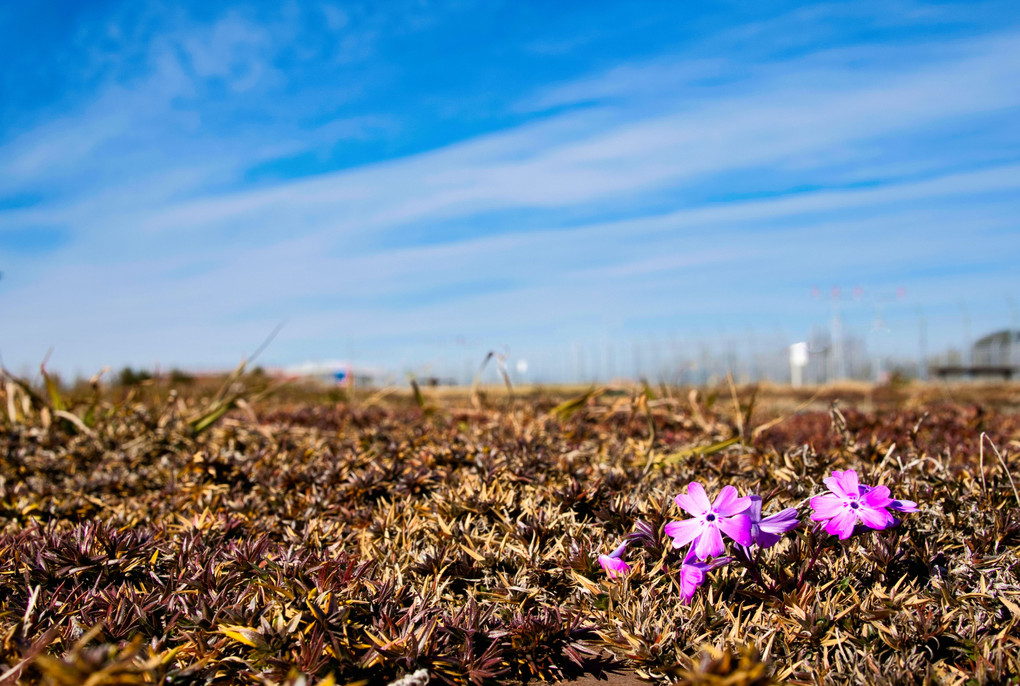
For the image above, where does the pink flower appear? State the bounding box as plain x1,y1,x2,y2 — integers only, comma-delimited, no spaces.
810,469,895,539
859,484,918,513
665,483,752,560
598,542,630,578
746,495,800,549
679,546,730,604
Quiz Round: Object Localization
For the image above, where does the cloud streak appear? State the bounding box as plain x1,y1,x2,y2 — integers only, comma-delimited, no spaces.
0,3,1018,374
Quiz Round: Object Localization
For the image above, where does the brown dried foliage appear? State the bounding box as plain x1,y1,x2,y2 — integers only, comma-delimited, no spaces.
1,375,1019,685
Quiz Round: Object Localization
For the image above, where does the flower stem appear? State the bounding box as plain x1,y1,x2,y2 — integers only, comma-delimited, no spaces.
734,545,776,596
797,524,825,590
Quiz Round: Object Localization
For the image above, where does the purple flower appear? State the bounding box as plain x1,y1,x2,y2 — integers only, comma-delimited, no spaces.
746,495,800,548
810,469,895,539
859,484,918,513
665,483,752,560
598,542,630,578
679,546,730,605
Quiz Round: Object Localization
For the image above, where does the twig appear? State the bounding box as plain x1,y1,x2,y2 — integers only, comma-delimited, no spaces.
247,320,287,365
980,432,1020,507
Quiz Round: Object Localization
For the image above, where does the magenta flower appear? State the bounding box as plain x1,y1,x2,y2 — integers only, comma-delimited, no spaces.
665,483,752,560
746,495,800,548
679,546,730,604
598,542,630,578
860,484,918,513
810,469,895,539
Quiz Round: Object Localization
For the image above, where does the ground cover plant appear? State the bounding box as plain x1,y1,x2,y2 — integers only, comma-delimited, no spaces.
1,370,1019,685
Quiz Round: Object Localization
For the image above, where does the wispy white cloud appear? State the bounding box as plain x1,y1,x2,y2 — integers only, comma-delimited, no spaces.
178,13,275,90
2,159,1015,371
110,30,1011,237
0,7,394,202
1,5,1018,374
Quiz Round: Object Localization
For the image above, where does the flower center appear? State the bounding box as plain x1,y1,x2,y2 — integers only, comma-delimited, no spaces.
850,501,860,510
705,513,716,522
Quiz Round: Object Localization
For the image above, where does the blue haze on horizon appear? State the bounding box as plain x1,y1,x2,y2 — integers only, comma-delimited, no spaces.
1,1,1019,380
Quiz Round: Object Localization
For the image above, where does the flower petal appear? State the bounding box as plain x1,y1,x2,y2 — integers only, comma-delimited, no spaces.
760,507,801,535
598,555,630,578
825,509,858,539
810,493,846,520
712,485,737,511
823,471,852,498
674,491,695,513
665,518,704,548
679,564,705,603
718,512,753,546
856,504,894,530
888,498,918,513
704,556,731,572
714,486,752,517
835,469,860,496
754,529,783,549
684,482,712,514
746,495,763,524
694,523,725,559
860,484,892,509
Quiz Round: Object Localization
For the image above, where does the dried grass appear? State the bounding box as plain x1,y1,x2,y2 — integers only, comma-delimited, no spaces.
1,373,1018,685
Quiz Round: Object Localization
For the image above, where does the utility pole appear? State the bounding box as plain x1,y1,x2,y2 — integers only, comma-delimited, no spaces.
831,287,846,380
866,287,905,383
571,341,584,384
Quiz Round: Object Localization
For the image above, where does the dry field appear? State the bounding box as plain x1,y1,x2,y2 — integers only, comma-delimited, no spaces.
1,371,1018,685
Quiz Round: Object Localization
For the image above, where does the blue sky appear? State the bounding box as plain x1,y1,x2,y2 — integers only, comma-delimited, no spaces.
1,1,1019,380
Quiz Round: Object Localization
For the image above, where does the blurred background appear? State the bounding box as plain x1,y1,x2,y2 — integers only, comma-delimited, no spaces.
1,1,1018,387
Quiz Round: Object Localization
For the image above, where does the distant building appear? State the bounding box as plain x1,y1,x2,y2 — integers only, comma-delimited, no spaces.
932,330,1019,380
279,360,387,387
972,329,1020,368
